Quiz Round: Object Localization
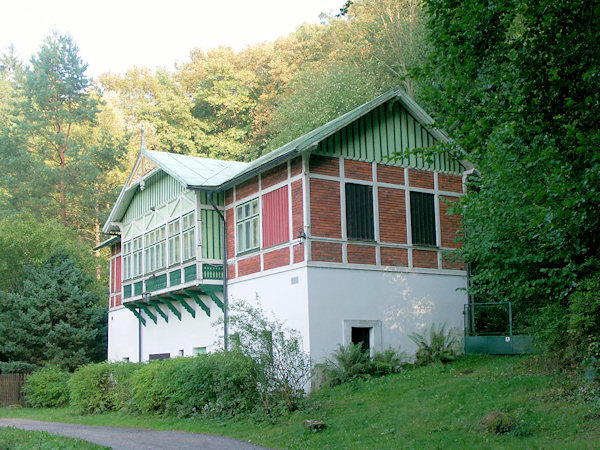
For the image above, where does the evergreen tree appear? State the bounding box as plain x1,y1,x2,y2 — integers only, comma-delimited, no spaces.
0,251,106,370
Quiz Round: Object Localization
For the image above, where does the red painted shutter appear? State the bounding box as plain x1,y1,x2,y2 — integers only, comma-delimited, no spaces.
110,258,115,294
262,186,289,248
116,255,122,291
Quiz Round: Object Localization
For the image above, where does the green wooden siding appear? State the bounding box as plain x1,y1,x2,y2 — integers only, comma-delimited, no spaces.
134,281,143,296
315,102,463,174
202,264,223,280
199,191,225,206
123,171,186,223
169,269,181,286
201,209,223,260
123,284,132,299
184,264,197,283
145,273,167,292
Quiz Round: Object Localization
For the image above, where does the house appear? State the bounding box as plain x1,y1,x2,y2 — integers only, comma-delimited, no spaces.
97,88,469,363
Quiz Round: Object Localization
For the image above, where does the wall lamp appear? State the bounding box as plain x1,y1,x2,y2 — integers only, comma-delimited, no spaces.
297,229,307,243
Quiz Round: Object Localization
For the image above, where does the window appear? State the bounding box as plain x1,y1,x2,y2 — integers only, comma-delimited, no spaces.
345,183,374,241
193,347,207,356
236,198,260,253
122,241,131,280
410,192,436,246
182,212,195,261
351,327,371,354
168,219,181,266
148,353,170,361
132,236,143,277
144,226,166,272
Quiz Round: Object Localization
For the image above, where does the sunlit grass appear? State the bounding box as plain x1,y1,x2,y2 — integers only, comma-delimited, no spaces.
0,427,108,449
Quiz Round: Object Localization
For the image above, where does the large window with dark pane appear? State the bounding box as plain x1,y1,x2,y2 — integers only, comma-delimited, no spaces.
410,191,436,246
345,183,374,241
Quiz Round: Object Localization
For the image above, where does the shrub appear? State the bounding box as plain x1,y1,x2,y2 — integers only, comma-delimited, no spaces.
107,362,142,412
568,273,600,357
319,344,406,387
69,361,142,414
409,323,460,366
482,411,516,434
227,301,311,413
129,351,259,418
69,362,113,414
24,366,70,407
0,361,38,374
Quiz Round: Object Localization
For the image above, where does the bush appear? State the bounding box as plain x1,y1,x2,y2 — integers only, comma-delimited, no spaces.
24,366,70,407
482,411,516,434
0,361,38,374
409,323,460,366
69,361,141,414
227,301,311,413
568,273,600,357
319,343,406,387
69,362,113,414
129,351,259,418
107,362,141,412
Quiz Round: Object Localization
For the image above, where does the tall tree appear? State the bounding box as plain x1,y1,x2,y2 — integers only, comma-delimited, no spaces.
423,0,600,349
0,32,127,250
20,31,99,223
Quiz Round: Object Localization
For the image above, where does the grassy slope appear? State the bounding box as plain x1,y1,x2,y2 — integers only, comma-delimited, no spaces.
1,355,598,448
0,427,107,449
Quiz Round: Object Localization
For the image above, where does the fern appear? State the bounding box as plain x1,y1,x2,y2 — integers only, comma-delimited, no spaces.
409,323,460,366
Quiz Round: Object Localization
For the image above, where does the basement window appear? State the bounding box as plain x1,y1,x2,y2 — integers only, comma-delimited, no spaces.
148,353,170,361
410,191,436,246
351,327,371,355
345,183,374,241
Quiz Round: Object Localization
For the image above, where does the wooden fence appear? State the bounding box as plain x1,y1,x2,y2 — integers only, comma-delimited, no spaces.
0,373,25,406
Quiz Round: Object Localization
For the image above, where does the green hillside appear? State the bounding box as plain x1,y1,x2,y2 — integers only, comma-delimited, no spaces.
2,355,598,448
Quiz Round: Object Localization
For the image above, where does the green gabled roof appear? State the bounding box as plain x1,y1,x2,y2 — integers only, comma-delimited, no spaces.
208,87,451,190
102,87,460,234
144,150,249,188
93,234,120,251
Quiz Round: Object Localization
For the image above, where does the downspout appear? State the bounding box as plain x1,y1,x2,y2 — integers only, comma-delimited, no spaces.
207,191,228,351
138,309,142,362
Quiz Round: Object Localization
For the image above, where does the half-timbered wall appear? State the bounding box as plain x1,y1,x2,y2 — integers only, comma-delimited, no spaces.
308,155,465,272
225,157,305,280
115,171,225,308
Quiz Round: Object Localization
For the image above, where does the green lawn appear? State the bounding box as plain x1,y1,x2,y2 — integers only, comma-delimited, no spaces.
0,427,107,449
1,355,598,448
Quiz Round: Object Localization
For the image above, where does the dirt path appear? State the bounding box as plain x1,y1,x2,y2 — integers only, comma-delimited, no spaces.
0,418,266,449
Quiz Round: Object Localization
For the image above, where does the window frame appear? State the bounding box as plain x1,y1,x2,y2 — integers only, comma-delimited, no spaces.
410,191,437,247
236,198,260,255
345,183,375,241
181,212,196,262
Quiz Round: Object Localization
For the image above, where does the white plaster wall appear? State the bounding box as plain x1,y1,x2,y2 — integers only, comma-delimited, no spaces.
108,307,142,362
228,266,310,353
109,296,224,362
140,297,223,360
306,267,467,363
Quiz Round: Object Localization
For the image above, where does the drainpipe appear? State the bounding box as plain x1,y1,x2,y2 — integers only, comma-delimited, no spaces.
207,191,228,351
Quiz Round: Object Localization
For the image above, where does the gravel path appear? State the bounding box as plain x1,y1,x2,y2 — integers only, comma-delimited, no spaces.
0,418,266,449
